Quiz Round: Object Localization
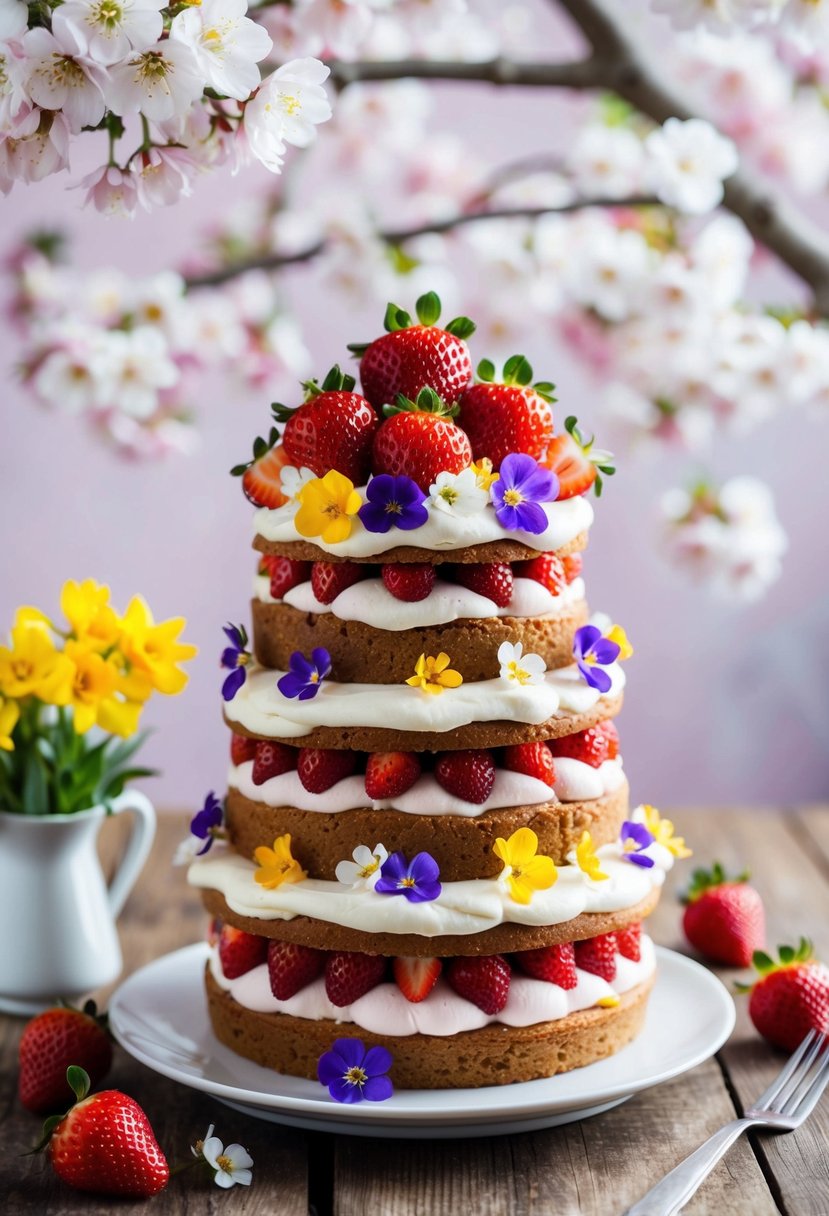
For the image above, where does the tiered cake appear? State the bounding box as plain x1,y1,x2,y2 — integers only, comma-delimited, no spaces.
187,294,690,1092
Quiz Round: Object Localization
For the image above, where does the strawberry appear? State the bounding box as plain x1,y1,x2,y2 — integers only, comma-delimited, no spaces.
311,560,364,605
616,922,642,962
741,939,829,1052
542,416,615,500
349,291,475,409
18,1003,112,1115
502,741,556,787
562,553,583,584
263,555,311,600
297,747,358,794
434,749,496,805
453,561,514,608
324,951,386,1007
458,355,555,468
218,924,267,979
231,431,291,509
514,942,577,989
548,725,609,769
371,387,472,492
392,956,442,1003
446,954,511,1014
230,732,257,766
272,365,379,483
267,940,325,1000
365,751,421,800
682,863,766,967
574,933,617,981
252,740,296,786
515,552,566,597
596,719,620,761
381,562,436,602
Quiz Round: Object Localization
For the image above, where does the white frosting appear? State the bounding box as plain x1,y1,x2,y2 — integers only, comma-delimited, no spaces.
553,758,626,802
254,494,594,559
209,935,656,1036
188,840,672,938
255,574,586,629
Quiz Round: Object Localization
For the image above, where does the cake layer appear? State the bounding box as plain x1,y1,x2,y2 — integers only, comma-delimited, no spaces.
254,531,588,566
205,965,653,1088
225,781,629,880
251,600,587,684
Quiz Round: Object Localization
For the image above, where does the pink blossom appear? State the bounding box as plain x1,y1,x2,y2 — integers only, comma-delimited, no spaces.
133,145,200,210
79,164,139,216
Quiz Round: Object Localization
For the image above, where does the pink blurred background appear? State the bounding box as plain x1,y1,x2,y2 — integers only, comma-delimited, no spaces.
2,79,828,815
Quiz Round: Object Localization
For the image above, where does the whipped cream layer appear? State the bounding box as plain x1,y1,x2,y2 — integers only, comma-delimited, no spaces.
209,935,656,1036
229,757,624,816
254,574,586,630
254,494,593,560
189,839,672,938
224,660,625,741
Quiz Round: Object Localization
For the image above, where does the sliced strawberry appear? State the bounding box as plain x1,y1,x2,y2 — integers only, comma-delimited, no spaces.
218,925,267,979
392,956,442,1004
365,751,421,800
458,354,555,467
371,387,472,492
502,741,556,787
561,553,583,584
267,940,326,1000
616,922,642,962
596,719,620,761
574,933,617,981
324,951,386,1007
230,732,257,766
263,556,311,600
297,747,358,794
231,432,291,509
311,560,364,605
446,954,511,1014
542,416,615,500
273,365,379,483
515,552,566,596
548,725,609,769
252,740,296,786
514,942,577,989
453,561,513,608
434,749,496,804
381,562,436,602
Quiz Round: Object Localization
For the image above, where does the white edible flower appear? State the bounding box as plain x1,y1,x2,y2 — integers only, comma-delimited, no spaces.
498,641,547,686
280,464,316,502
22,27,107,134
429,468,488,516
105,39,204,122
170,0,272,102
335,843,389,890
173,834,201,867
52,0,166,67
196,1124,254,1189
645,117,738,215
242,56,332,174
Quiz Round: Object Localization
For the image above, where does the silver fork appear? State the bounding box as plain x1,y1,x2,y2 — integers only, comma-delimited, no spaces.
625,1029,829,1216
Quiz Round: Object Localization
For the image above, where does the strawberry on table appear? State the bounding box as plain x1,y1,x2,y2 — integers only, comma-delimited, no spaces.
458,354,556,468
574,933,617,981
502,741,556,787
446,954,511,1014
297,747,358,793
311,560,364,605
325,951,387,1006
230,732,257,766
272,365,379,484
542,416,615,500
515,552,567,596
365,751,421,800
514,942,577,989
251,740,296,785
231,432,292,509
740,939,829,1052
349,291,475,409
454,561,514,608
18,1003,112,1115
262,555,311,600
393,956,442,1004
381,562,436,602
435,749,496,804
268,940,326,1000
548,725,610,769
681,863,766,967
218,924,267,979
372,387,472,492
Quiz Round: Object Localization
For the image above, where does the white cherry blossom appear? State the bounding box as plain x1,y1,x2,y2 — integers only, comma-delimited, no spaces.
242,56,331,173
301,0,374,59
335,843,389,889
22,26,107,134
646,117,738,214
564,225,653,322
567,123,646,199
52,0,165,67
79,163,139,216
102,326,178,418
133,145,199,209
0,0,27,42
0,110,69,191
170,0,272,103
105,39,204,121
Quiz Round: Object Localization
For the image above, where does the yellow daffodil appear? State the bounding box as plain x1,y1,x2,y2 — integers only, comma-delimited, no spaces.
63,640,141,737
606,624,633,661
119,595,197,696
254,834,307,890
640,804,692,859
0,696,19,751
61,579,122,652
492,827,557,905
0,616,74,704
575,831,609,882
405,652,463,695
471,457,500,491
294,470,362,544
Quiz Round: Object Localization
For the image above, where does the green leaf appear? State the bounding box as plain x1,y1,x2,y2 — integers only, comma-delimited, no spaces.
532,381,557,404
346,341,370,356
415,291,441,327
476,359,496,383
752,950,776,975
444,316,476,340
503,354,533,386
383,302,411,333
386,244,420,275
67,1066,91,1103
22,750,49,815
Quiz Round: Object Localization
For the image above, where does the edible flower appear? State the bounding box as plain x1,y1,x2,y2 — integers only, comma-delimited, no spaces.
0,696,19,751
335,842,389,890
471,457,500,491
429,468,489,515
280,464,315,504
64,640,140,738
220,623,251,702
60,579,121,653
405,652,463,695
357,474,429,533
575,831,609,882
605,623,633,660
637,804,692,859
253,833,307,889
490,453,559,535
572,622,629,694
294,470,362,544
191,1123,254,1189
119,594,198,696
317,1038,394,1104
0,613,74,703
620,820,656,868
375,850,442,902
497,640,547,686
173,792,227,866
493,827,557,905
277,647,331,700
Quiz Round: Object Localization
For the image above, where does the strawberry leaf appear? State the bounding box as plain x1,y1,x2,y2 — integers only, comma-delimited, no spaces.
383,302,412,332
231,427,280,475
415,291,441,327
303,364,357,399
346,341,370,356
445,315,476,340
503,354,533,387
476,358,496,383
67,1065,91,1103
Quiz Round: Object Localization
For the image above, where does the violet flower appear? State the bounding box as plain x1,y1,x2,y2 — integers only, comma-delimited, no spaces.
490,453,559,535
357,474,429,534
374,851,442,902
620,820,656,868
190,791,224,856
221,623,250,701
317,1038,394,1104
277,647,332,700
572,624,621,694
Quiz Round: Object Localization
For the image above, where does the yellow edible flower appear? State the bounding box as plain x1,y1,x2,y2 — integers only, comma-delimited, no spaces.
61,579,121,652
575,831,609,882
119,595,197,696
0,614,74,704
471,457,499,491
294,470,362,544
405,652,463,695
640,804,692,859
493,827,557,905
606,624,633,661
596,995,621,1008
254,834,307,890
63,641,141,737
0,696,19,751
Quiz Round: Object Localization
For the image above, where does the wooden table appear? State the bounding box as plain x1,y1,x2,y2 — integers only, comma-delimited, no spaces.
2,807,828,1215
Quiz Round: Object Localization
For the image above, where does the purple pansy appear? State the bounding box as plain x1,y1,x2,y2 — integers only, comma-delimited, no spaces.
189,791,224,856
620,820,656,868
374,850,442,902
357,474,429,534
221,623,250,701
277,647,332,700
572,624,621,694
317,1038,394,1104
490,453,559,535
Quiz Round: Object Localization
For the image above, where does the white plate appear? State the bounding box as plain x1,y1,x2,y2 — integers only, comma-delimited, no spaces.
110,944,734,1139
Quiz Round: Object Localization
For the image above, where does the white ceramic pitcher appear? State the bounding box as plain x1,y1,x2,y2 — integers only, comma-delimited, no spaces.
0,791,156,1015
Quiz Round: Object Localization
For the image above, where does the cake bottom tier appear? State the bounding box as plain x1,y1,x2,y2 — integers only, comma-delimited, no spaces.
205,966,654,1089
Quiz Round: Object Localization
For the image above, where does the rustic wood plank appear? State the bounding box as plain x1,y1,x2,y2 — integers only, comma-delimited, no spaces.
791,805,829,873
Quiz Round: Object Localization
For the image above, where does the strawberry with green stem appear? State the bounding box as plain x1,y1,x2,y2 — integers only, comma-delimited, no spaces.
372,386,472,491
271,364,379,484
738,939,829,1052
458,354,556,468
681,862,766,967
19,1001,112,1115
543,416,616,499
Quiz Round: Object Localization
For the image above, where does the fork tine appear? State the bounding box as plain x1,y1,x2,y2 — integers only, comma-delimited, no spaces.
779,1035,829,1119
788,1044,829,1123
753,1029,818,1111
773,1033,827,1114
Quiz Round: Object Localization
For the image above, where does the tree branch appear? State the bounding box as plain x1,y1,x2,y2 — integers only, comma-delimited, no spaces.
326,55,605,91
